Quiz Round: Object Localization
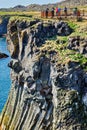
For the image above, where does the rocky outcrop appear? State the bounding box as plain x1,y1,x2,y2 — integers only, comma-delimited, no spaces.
67,36,87,57
7,20,72,59
0,52,9,59
0,20,87,130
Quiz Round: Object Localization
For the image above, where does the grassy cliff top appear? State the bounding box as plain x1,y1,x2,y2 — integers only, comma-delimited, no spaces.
0,10,87,70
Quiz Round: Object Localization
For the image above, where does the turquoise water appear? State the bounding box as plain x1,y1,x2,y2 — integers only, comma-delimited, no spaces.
0,37,11,112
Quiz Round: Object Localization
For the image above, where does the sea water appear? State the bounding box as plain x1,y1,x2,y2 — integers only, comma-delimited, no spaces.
0,37,11,112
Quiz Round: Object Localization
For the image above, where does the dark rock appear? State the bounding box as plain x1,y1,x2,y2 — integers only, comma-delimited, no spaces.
36,79,42,91
10,24,17,33
33,61,40,79
40,57,50,86
0,52,9,58
56,22,72,36
8,60,22,73
67,36,87,57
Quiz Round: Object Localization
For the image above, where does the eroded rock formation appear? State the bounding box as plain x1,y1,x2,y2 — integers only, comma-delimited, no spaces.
0,20,87,130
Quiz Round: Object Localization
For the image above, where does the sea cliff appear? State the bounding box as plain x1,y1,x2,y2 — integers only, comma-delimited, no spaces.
0,19,87,130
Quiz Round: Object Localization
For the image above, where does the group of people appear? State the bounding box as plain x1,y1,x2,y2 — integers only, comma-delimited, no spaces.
45,7,68,18
73,7,81,17
55,7,67,17
45,7,55,18
45,7,81,18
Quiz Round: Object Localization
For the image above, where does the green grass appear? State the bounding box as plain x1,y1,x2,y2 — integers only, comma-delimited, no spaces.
68,21,78,31
67,20,87,38
57,36,68,44
0,11,40,16
0,11,40,23
9,16,33,22
45,34,87,71
69,52,87,64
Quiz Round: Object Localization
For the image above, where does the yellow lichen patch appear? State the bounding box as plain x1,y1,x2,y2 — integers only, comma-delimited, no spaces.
40,41,58,51
10,125,15,130
3,114,9,129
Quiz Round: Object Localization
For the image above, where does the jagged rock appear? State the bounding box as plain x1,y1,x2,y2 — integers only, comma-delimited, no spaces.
55,22,72,36
8,60,22,73
67,36,87,57
36,79,42,91
33,62,40,79
7,20,72,59
0,52,9,58
40,57,50,86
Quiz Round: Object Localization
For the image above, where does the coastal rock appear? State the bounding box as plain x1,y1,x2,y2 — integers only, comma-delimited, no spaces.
7,20,72,59
0,20,87,130
8,60,22,73
0,52,9,59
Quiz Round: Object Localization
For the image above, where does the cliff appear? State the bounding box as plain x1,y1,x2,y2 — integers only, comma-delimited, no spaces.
0,19,87,130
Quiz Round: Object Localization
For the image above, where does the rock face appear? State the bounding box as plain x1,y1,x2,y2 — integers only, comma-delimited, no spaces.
0,52,9,59
67,36,87,57
0,20,87,130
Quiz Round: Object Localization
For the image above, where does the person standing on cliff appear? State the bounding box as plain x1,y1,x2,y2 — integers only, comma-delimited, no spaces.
73,7,77,16
58,7,61,19
56,7,58,17
64,7,67,18
46,8,49,18
51,7,55,18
